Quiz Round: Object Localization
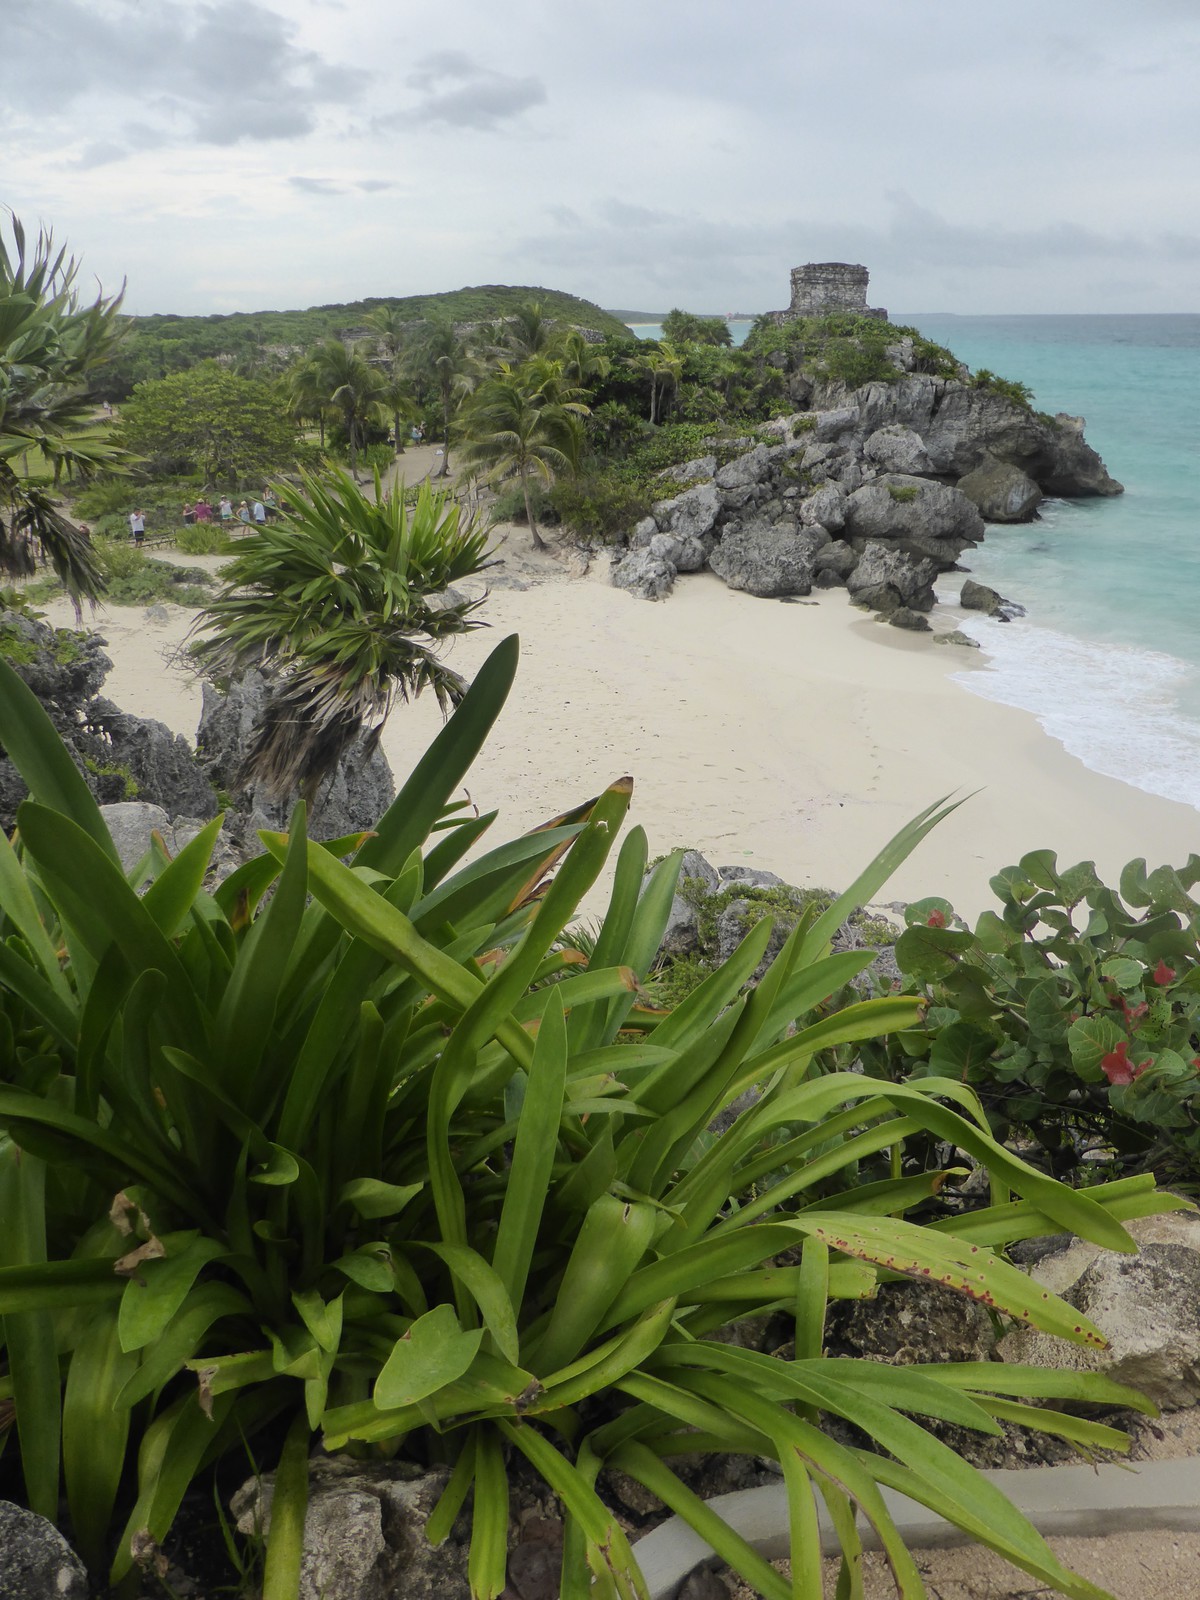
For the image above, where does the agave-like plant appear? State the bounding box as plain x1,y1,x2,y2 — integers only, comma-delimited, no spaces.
0,636,1177,1600
190,464,493,800
0,216,130,610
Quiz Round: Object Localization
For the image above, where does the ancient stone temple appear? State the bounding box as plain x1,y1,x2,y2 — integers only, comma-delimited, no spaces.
768,262,888,325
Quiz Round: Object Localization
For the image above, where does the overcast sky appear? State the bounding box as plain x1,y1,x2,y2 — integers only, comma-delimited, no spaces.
4,0,1198,318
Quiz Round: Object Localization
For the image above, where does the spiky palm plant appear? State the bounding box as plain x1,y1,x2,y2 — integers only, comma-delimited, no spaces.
0,217,129,609
190,465,493,798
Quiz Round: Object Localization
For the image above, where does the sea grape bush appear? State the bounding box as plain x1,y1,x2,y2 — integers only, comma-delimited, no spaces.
871,850,1200,1188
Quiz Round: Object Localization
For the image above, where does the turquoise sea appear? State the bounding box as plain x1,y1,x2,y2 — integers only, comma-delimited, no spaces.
907,314,1200,813
630,313,1200,812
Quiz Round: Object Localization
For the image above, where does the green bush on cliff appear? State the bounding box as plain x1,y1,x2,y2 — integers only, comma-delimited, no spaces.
0,641,1164,1600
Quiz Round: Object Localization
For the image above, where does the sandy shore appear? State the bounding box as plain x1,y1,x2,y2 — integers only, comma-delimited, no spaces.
37,531,1200,922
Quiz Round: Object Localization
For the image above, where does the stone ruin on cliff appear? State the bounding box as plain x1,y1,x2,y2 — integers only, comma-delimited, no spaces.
766,261,888,326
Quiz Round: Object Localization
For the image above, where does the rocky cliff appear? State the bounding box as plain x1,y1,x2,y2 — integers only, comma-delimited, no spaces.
611,341,1120,622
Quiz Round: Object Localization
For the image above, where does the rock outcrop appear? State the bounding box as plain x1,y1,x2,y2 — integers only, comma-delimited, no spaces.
609,345,1119,621
0,1502,88,1600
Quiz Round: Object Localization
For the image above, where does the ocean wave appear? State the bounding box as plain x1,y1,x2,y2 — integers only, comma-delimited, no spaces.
948,612,1200,812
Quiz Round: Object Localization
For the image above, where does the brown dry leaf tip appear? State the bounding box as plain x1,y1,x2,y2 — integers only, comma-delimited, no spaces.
129,1529,168,1575
114,1236,166,1277
149,828,173,862
109,1190,152,1237
513,1381,544,1414
195,1366,217,1420
153,1086,167,1111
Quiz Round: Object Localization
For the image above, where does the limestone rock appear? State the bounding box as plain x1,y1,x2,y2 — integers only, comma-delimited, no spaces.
887,606,932,631
846,540,940,614
798,484,847,532
997,1211,1200,1409
195,669,395,840
863,424,935,477
657,850,720,957
233,1457,471,1600
651,480,721,542
959,578,1026,621
934,629,982,648
826,1280,996,1366
659,454,716,485
813,407,860,442
709,525,825,598
87,700,218,818
629,516,659,548
611,547,676,602
812,541,858,582
714,444,771,490
0,1501,88,1600
843,477,984,564
957,453,1044,522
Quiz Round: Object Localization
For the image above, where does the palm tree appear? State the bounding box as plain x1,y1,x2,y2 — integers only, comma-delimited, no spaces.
558,329,611,387
0,217,128,609
312,339,384,479
282,357,326,448
406,317,472,478
638,342,683,426
190,466,493,798
457,362,587,551
366,308,417,454
501,301,563,364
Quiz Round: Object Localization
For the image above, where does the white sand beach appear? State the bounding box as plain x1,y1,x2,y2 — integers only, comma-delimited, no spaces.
37,526,1200,922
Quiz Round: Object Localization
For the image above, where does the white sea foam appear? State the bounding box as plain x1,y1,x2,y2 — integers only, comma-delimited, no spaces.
949,611,1200,813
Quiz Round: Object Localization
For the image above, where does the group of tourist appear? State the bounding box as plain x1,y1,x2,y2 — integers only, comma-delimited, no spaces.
128,489,282,543
183,488,279,527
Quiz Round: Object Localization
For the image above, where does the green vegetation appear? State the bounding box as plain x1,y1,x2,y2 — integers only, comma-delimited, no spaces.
868,852,1200,1190
96,285,631,400
888,483,921,503
661,308,734,347
82,754,140,798
0,641,1169,1600
0,217,128,610
117,362,298,481
26,540,215,608
973,368,1037,411
191,467,492,797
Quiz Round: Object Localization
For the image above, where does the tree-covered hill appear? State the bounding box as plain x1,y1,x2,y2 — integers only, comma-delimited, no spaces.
99,284,633,398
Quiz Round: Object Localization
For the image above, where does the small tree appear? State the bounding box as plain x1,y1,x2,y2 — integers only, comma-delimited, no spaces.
118,362,296,482
662,308,734,347
311,340,384,480
406,316,472,477
458,361,587,551
191,466,492,797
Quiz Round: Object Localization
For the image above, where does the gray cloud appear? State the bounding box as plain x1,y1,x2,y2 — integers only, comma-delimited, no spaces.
2,0,366,150
377,52,546,131
288,176,397,196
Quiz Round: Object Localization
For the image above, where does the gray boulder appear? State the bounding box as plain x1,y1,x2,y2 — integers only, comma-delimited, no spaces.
887,606,932,632
812,540,857,585
629,516,659,548
86,700,218,818
843,475,984,565
846,540,940,614
863,424,935,477
0,1502,88,1600
714,444,771,490
956,453,1043,522
997,1211,1200,1410
611,547,676,602
233,1457,471,1600
959,578,1026,621
659,453,715,485
709,525,826,598
797,484,847,532
657,850,720,956
100,801,175,871
851,374,1121,496
813,406,860,442
195,669,395,839
651,480,721,542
